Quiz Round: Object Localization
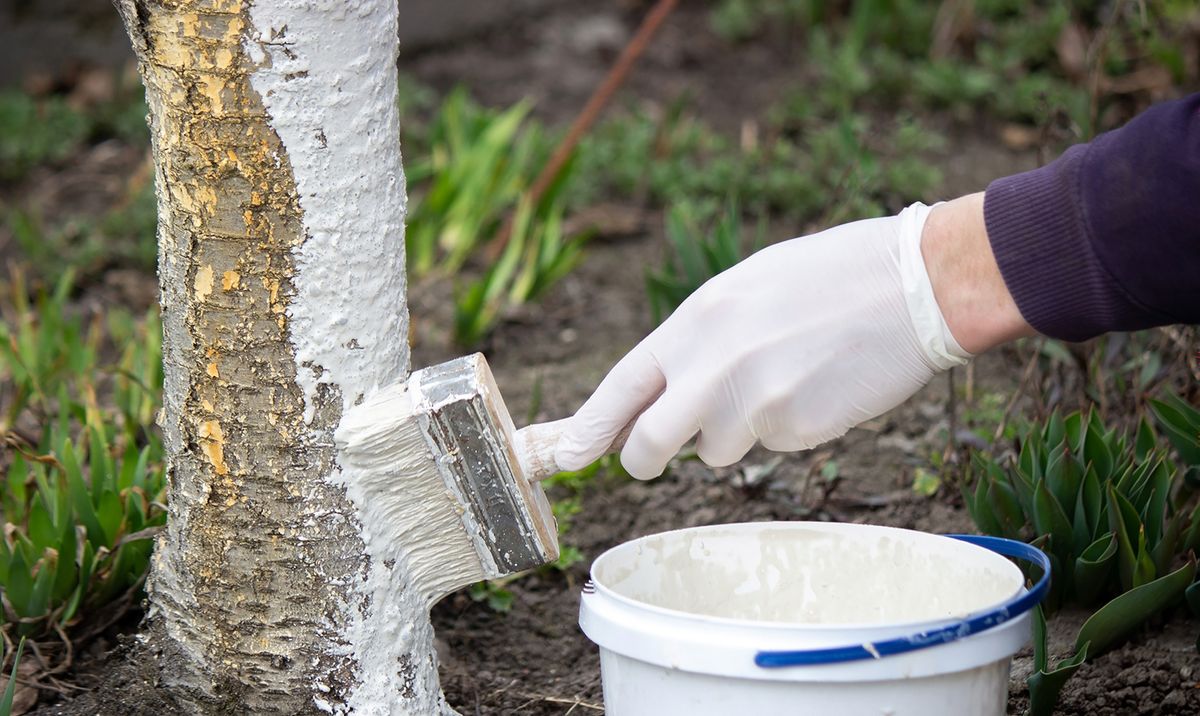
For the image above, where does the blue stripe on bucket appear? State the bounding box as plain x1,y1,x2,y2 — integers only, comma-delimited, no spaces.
754,535,1051,668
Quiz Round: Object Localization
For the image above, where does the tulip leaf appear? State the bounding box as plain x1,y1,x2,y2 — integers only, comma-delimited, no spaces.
1034,478,1075,563
1080,464,1103,536
963,470,1003,537
1010,467,1035,521
1184,503,1200,554
1108,484,1146,591
88,422,114,499
52,517,78,603
62,440,107,547
988,478,1025,540
28,551,56,620
1028,642,1089,716
1063,410,1082,452
1155,511,1185,576
1132,526,1156,588
1073,532,1117,605
28,499,56,551
1083,413,1114,480
1033,604,1049,672
1043,411,1065,449
1150,395,1200,465
1045,444,1081,523
6,549,33,618
1075,558,1196,657
1020,436,1043,483
1186,579,1200,617
97,489,124,548
1144,462,1171,548
118,441,139,492
1134,418,1157,461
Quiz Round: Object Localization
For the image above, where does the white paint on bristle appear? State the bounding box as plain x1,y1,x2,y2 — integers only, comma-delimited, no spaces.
243,1,449,713
335,384,489,602
333,385,490,713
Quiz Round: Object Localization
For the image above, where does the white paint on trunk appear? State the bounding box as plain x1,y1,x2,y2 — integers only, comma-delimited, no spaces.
244,0,410,423
243,2,448,714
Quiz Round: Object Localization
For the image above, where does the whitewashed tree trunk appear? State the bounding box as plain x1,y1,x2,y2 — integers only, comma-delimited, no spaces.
113,1,448,713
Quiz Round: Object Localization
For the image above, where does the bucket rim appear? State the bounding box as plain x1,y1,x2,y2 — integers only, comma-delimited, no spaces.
587,521,1026,632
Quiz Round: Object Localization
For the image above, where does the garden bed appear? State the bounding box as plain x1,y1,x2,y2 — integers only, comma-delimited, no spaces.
6,1,1200,714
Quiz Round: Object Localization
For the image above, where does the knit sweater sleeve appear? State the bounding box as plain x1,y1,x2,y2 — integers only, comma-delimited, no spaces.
983,93,1200,342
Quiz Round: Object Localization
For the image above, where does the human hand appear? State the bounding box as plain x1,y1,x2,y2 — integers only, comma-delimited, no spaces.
555,202,982,479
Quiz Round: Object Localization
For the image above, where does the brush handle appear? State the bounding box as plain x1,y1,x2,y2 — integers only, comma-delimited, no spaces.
514,418,633,483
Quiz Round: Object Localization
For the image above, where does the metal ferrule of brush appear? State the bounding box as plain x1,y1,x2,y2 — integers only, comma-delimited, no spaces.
408,353,560,577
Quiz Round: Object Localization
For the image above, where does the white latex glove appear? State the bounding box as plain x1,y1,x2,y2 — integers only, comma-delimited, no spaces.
555,202,971,480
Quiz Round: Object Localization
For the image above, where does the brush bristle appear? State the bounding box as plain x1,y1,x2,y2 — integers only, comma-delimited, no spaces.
336,382,490,604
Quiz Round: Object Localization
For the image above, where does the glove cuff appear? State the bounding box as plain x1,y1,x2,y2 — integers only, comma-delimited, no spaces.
898,202,972,370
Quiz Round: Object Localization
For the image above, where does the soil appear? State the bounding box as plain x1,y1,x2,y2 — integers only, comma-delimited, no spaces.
12,1,1200,715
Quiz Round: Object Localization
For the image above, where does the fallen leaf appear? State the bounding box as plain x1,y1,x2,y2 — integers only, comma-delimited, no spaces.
1000,123,1041,151
1056,23,1090,80
562,202,653,239
1101,65,1174,97
0,660,41,715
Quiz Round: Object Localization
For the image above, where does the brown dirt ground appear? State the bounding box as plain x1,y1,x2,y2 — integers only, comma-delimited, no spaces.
16,1,1200,714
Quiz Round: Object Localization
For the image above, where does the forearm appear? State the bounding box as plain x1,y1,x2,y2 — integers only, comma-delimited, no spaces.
922,193,1035,354
924,94,1200,350
984,94,1200,341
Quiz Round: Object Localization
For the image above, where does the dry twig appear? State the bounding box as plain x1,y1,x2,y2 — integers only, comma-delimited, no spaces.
515,692,605,713
483,0,679,262
992,341,1043,445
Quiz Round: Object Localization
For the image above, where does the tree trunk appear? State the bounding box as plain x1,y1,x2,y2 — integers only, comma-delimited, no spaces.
113,1,445,713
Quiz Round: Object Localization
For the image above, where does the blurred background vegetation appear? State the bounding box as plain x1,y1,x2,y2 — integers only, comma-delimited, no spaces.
0,0,1198,711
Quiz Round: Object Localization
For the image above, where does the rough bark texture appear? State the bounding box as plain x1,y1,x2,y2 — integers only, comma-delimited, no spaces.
114,1,441,713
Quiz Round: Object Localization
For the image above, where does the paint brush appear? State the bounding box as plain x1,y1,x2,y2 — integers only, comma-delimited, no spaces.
335,352,617,603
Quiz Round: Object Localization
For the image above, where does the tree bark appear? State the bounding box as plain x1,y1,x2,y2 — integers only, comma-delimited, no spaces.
113,1,444,713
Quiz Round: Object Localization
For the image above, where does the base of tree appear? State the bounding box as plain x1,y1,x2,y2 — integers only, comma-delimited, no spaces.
29,631,182,716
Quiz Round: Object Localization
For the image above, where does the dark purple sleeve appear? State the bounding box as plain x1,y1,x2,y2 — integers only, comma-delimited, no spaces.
983,93,1200,342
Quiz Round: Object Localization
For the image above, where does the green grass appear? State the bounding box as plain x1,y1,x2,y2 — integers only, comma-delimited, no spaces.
0,637,25,716
4,178,157,286
453,195,587,347
0,269,164,657
0,79,147,184
709,0,824,43
0,93,90,183
404,89,557,277
0,72,155,287
398,88,592,347
573,99,944,231
645,200,763,323
3,63,945,346
717,0,1196,142
692,0,1197,336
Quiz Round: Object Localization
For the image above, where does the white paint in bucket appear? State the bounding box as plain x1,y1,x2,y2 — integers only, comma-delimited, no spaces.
579,522,1034,716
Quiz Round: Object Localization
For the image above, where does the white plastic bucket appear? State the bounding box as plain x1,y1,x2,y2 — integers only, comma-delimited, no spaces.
578,522,1048,716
